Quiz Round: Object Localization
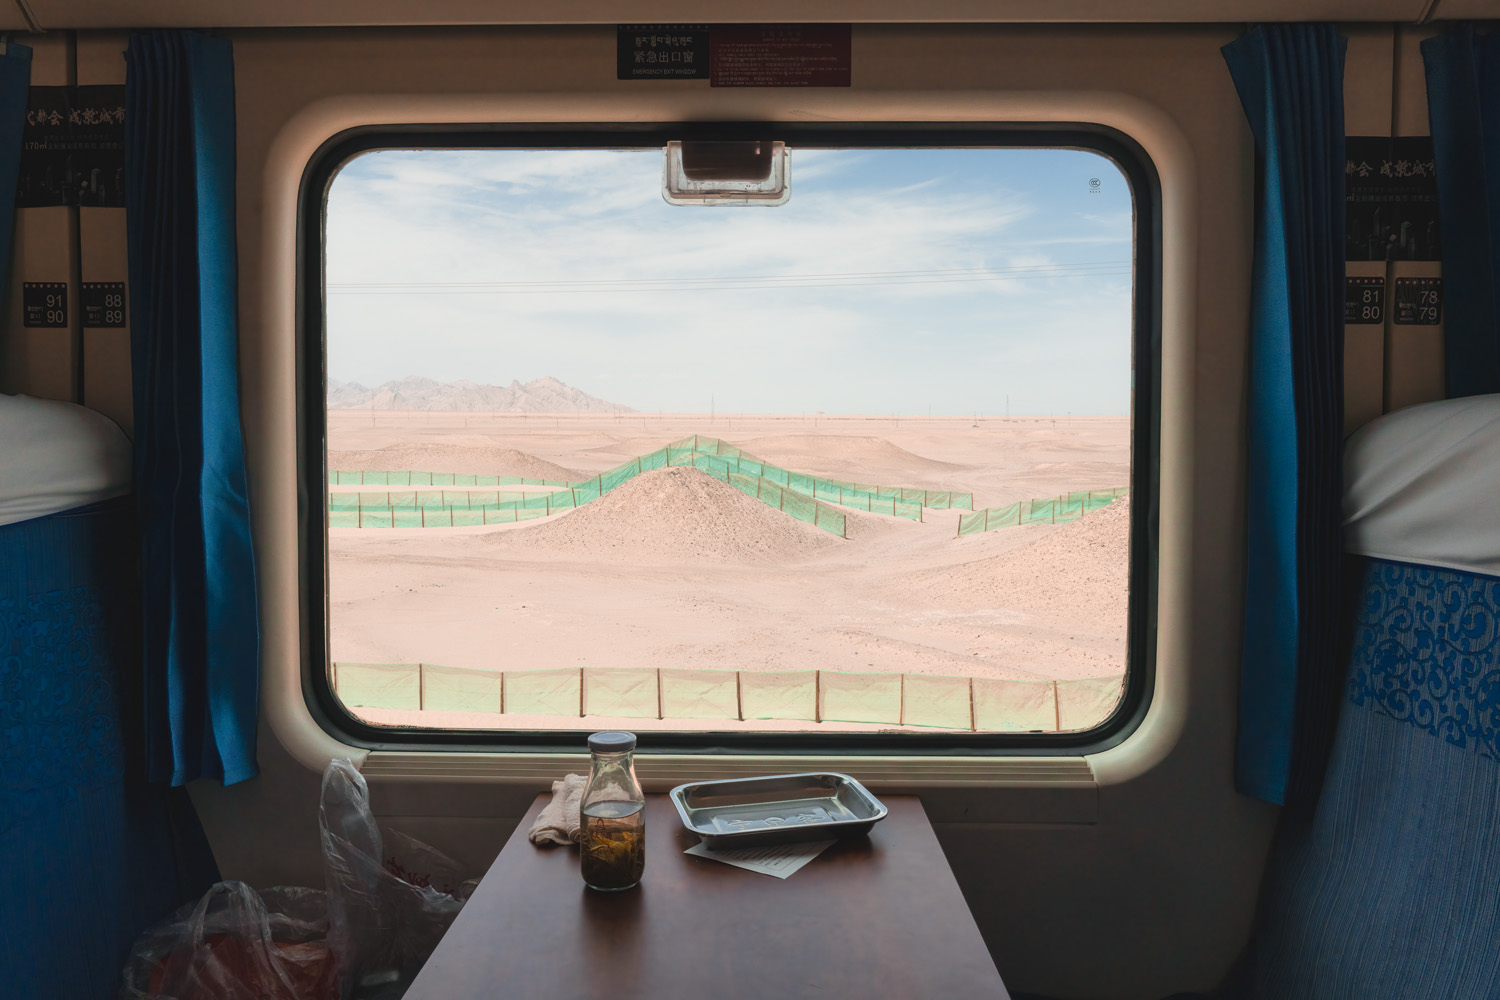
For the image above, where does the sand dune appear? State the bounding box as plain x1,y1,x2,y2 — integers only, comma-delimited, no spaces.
737,434,969,481
481,466,840,565
326,414,1132,719
907,496,1129,628
328,443,586,481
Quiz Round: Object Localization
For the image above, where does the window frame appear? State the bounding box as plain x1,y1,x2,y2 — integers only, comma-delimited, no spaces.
297,121,1161,758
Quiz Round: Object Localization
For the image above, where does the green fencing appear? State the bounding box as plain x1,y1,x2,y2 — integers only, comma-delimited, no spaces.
329,489,562,510
727,473,847,537
957,487,1128,535
327,433,1120,538
328,444,850,536
329,435,968,523
824,480,973,510
332,661,1126,732
673,436,960,516
329,470,572,487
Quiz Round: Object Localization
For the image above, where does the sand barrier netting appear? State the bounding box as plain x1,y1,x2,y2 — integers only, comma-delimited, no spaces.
327,445,851,536
956,488,1130,535
329,470,573,487
331,661,1126,732
325,434,999,533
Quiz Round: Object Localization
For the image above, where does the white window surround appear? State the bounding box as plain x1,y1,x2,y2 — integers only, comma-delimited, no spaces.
251,91,1196,792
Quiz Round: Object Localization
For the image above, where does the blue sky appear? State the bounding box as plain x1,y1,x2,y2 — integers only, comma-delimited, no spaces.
325,146,1133,415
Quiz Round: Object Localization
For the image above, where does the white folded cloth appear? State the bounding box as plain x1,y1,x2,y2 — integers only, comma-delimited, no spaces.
527,774,587,846
1344,393,1500,576
0,393,131,527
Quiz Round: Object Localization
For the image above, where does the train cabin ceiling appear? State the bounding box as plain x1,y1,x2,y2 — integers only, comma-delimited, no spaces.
4,0,1477,30
1431,0,1500,15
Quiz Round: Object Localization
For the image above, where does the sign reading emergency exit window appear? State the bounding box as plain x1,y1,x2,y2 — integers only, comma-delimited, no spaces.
618,25,710,79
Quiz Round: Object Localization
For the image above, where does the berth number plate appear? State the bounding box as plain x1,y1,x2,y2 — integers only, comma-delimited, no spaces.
1393,278,1442,326
82,281,126,327
1344,276,1384,325
22,281,67,327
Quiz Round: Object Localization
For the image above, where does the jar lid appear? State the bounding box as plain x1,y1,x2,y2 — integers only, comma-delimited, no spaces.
588,730,637,753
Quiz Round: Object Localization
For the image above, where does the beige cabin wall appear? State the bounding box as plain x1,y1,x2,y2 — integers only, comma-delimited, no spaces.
186,24,1276,1000
76,31,133,435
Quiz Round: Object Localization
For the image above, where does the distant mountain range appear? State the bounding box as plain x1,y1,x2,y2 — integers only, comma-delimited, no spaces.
327,376,635,413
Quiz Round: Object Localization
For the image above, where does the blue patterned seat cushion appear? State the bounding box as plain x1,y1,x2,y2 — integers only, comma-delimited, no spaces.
0,500,217,999
1252,557,1500,999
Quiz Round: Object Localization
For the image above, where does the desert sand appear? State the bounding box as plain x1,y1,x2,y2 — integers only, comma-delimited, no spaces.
326,412,1132,732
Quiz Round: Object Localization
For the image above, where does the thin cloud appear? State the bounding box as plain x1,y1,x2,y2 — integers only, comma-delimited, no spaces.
325,147,1134,414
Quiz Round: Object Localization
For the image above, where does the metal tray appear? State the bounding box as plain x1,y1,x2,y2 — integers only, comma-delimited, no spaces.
669,772,888,850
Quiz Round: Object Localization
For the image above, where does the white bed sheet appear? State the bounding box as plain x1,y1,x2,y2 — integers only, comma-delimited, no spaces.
1344,393,1500,577
0,393,131,527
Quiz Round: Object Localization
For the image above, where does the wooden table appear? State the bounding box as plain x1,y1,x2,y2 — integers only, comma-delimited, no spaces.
405,793,1010,999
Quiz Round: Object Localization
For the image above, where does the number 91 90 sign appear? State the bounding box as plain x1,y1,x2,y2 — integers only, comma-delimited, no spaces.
22,282,68,327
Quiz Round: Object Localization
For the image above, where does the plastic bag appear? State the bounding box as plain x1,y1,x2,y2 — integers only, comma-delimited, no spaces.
120,881,338,1000
382,826,477,901
122,761,471,1000
320,758,466,993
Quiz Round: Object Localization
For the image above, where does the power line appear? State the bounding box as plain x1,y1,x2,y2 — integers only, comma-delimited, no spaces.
326,259,1134,295
330,259,1132,287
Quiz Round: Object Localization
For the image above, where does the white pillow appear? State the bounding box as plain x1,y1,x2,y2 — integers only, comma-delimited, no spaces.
0,393,131,527
1344,393,1500,577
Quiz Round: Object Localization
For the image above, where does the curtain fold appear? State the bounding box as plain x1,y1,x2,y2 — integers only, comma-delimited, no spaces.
1423,24,1500,399
1223,25,1347,806
126,30,260,786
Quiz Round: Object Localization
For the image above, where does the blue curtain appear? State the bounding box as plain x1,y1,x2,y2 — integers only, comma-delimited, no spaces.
126,31,260,786
1223,25,1348,806
0,502,220,999
1423,24,1500,399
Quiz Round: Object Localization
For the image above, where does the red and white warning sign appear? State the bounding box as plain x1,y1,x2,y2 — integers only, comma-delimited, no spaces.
709,25,851,88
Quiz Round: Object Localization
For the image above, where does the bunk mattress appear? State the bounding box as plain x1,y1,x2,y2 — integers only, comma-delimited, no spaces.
1343,392,1500,576
0,392,131,526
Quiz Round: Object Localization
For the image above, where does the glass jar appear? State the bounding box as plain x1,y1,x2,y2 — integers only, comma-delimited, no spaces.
580,731,645,892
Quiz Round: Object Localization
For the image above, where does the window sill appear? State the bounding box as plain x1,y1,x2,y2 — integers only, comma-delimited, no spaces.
358,750,1098,824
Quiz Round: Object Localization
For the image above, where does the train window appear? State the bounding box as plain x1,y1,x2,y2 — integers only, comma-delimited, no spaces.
302,126,1158,753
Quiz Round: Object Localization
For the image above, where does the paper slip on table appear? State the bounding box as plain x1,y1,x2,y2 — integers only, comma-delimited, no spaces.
405,793,1011,999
